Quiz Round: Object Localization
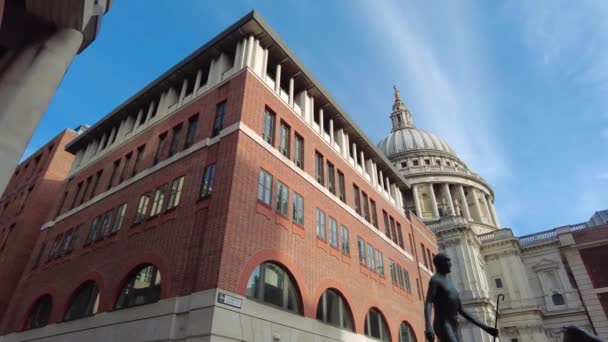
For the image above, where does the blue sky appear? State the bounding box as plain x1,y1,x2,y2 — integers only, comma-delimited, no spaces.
24,1,608,235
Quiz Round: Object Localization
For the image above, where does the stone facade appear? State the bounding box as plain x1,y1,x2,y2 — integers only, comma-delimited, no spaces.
378,88,606,341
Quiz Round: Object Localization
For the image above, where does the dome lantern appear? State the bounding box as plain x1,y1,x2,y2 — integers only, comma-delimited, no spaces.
391,85,415,131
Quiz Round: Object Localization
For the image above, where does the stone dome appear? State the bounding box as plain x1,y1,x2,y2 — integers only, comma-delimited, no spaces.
377,128,457,158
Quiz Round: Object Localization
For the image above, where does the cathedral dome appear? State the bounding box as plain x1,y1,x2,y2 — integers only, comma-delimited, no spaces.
378,127,457,158
377,86,459,159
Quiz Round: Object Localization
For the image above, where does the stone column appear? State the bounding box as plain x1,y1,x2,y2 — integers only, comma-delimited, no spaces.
352,143,357,164
274,64,281,93
481,194,494,226
245,35,255,67
443,183,455,215
319,108,324,134
0,28,84,193
288,78,294,106
179,78,188,104
329,119,334,144
429,183,440,218
488,199,501,228
457,185,472,220
194,69,203,92
412,184,423,218
470,188,483,223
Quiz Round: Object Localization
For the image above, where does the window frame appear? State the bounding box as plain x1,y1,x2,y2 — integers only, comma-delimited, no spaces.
293,192,304,225
340,225,350,255
294,133,304,169
316,208,327,241
276,181,289,216
200,164,216,198
279,121,290,158
262,108,276,145
257,169,273,206
212,101,226,137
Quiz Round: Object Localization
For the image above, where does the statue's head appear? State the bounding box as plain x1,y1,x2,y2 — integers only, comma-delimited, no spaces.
433,253,451,274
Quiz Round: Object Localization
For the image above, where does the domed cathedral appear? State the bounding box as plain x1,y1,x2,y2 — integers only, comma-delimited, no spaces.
377,87,591,342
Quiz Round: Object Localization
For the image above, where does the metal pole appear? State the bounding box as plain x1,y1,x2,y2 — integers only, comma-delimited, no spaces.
493,294,504,342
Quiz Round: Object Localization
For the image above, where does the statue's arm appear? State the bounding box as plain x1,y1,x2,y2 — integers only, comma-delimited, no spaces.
459,304,497,337
424,277,438,337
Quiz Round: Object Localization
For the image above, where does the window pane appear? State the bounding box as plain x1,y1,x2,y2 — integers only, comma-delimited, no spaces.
326,290,340,326
367,244,375,271
376,250,384,276
329,218,338,247
246,265,261,298
26,295,52,329
114,265,161,310
358,238,366,265
276,182,289,216
263,263,285,308
64,281,100,321
341,226,350,254
293,192,304,225
316,208,326,240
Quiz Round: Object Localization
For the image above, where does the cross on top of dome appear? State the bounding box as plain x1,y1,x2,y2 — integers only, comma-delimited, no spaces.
391,85,414,131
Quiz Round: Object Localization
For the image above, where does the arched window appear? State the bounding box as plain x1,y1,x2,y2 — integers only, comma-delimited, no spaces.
114,264,161,310
64,281,100,321
399,321,415,342
246,262,301,314
25,295,52,330
316,289,354,331
364,308,390,341
552,293,565,306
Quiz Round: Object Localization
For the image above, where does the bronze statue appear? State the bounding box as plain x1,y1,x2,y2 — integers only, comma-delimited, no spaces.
424,253,498,341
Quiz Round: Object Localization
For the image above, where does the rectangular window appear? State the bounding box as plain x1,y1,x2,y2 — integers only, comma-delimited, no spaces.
404,268,411,292
90,170,103,199
112,204,127,232
376,250,384,276
134,194,150,224
279,121,290,157
329,217,338,248
327,162,335,194
353,184,361,214
86,216,101,243
67,225,81,252
367,243,376,271
276,181,289,216
362,192,370,222
370,199,378,228
495,278,503,289
153,132,168,165
132,145,145,177
212,101,226,137
168,124,183,157
200,164,216,198
150,186,166,216
390,216,398,243
358,237,366,265
396,222,404,248
167,176,184,209
397,265,405,289
293,192,304,225
79,177,92,205
99,208,115,237
390,259,397,284
58,229,73,256
108,159,120,190
315,151,324,185
340,226,350,255
257,169,273,205
427,249,434,272
421,243,428,268
294,133,304,169
262,108,276,145
120,152,132,183
48,234,63,260
316,208,326,240
337,170,346,202
71,181,83,209
184,114,199,149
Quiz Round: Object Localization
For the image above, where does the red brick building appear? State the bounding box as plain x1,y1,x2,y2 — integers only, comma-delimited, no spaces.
0,128,79,320
0,12,437,342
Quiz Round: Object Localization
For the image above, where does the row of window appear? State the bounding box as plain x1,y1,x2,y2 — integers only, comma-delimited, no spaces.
258,169,304,225
60,100,224,218
262,107,410,255
134,176,185,224
10,142,54,190
315,208,350,255
357,237,386,277
25,264,161,330
420,242,435,272
389,260,412,292
400,157,462,169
